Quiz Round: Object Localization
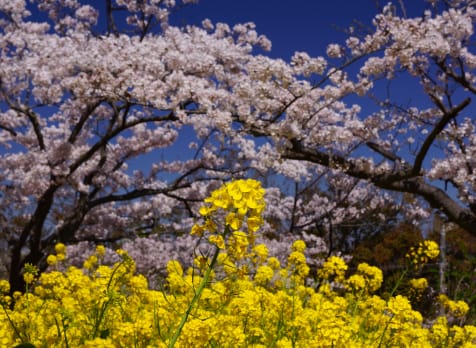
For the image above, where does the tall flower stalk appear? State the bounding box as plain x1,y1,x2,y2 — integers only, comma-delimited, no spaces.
169,179,266,347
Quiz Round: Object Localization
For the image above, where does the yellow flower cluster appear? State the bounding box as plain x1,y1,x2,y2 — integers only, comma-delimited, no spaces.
0,241,474,347
203,179,266,217
439,294,470,318
46,243,66,267
22,263,39,285
0,181,474,347
406,240,440,266
0,246,155,348
409,277,428,291
431,316,476,346
346,262,383,293
191,179,265,260
408,277,429,301
317,255,348,282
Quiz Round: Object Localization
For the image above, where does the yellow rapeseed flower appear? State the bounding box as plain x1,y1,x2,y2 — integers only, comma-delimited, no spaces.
318,256,348,282
46,254,57,266
422,240,440,259
438,294,470,318
202,179,265,220
346,274,366,291
409,278,428,291
268,257,281,270
254,265,274,285
0,279,9,294
190,223,205,237
356,262,383,292
54,242,66,255
292,240,306,253
225,212,242,230
83,255,98,270
96,244,106,256
227,231,249,259
247,215,263,233
252,243,269,264
209,234,225,249
0,238,475,347
23,263,38,285
3,181,476,348
406,240,440,267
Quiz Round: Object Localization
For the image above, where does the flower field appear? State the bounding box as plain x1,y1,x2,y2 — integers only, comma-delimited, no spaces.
1,180,475,347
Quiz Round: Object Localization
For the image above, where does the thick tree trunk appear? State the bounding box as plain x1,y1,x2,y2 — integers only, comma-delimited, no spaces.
9,185,58,295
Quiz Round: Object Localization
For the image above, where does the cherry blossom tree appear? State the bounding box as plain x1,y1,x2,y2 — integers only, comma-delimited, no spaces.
229,1,476,232
2,0,473,295
0,0,270,293
0,0,386,294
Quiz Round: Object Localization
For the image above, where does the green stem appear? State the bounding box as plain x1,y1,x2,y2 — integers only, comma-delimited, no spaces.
92,257,129,339
1,301,23,342
377,268,408,347
168,246,220,348
389,268,408,298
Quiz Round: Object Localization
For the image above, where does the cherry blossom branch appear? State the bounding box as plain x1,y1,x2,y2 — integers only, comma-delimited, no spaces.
68,100,102,144
284,138,476,233
8,105,45,150
412,97,471,176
